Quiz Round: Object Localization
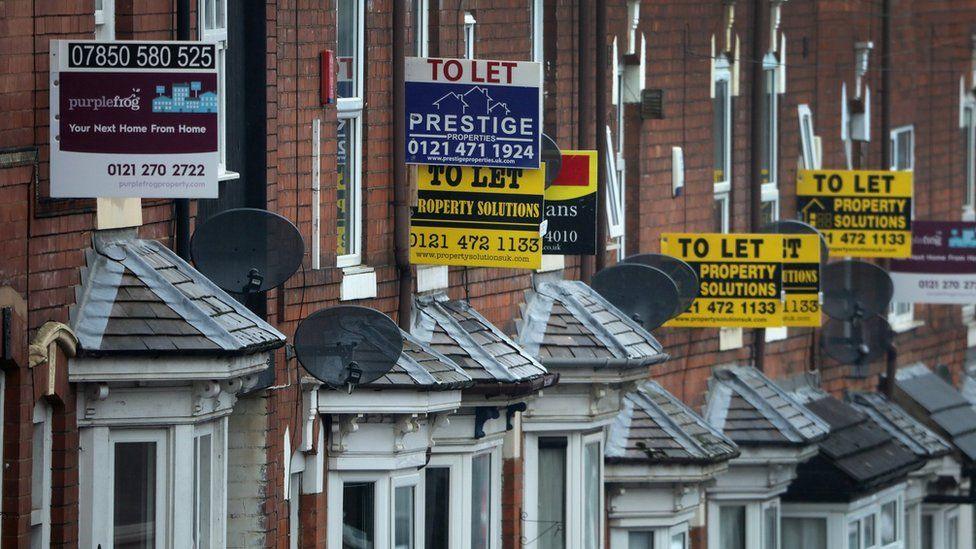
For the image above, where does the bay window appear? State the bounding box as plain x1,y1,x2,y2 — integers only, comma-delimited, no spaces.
528,432,603,549
538,437,568,549
111,430,166,548
343,481,376,548
337,0,364,266
720,505,747,549
881,500,897,546
394,484,416,549
199,0,234,179
471,453,492,549
425,467,451,549
782,517,827,549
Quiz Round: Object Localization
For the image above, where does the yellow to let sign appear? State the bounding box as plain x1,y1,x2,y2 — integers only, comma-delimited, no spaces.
797,169,913,258
662,233,785,328
781,234,822,328
410,164,545,269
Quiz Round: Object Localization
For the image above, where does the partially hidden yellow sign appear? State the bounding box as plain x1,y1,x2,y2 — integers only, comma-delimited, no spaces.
797,169,913,258
662,234,785,328
781,234,822,328
410,164,545,269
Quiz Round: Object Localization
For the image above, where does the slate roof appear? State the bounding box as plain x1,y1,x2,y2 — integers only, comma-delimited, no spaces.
784,389,925,502
413,293,552,387
606,380,739,465
362,330,473,390
848,392,952,459
516,280,669,366
705,366,829,446
896,364,976,461
70,230,286,356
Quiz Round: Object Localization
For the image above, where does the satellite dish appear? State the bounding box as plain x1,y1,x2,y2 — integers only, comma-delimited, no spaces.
821,260,893,320
821,315,893,366
294,306,403,390
541,133,562,188
592,263,680,330
191,208,305,294
761,219,829,263
622,253,699,314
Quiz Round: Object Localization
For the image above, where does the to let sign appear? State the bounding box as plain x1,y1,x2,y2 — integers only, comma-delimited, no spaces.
662,233,785,328
405,57,543,169
890,221,976,304
797,169,913,258
50,40,219,198
410,163,545,269
543,150,597,255
781,234,822,327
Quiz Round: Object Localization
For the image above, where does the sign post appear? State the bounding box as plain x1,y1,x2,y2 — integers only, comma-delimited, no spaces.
405,57,543,169
797,169,913,258
50,40,219,199
410,164,545,269
662,233,785,328
543,150,597,255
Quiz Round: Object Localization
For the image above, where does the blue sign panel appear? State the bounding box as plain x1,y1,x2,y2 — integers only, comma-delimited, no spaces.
405,57,543,169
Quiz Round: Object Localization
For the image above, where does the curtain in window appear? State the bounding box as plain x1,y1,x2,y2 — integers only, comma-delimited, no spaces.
719,506,746,549
538,438,567,549
782,518,827,549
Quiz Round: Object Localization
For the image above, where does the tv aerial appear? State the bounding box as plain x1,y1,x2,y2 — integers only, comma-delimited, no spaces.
591,263,680,330
191,208,305,295
821,260,893,320
821,315,893,378
761,219,830,264
541,133,562,188
294,306,403,392
622,253,700,315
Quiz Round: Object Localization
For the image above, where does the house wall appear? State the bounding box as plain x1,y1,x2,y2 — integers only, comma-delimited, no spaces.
1,0,975,547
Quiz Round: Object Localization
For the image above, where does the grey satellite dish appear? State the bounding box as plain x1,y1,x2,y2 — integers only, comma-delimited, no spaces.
541,133,562,188
761,219,829,264
294,306,403,391
592,263,680,330
622,253,699,315
821,315,893,368
821,260,893,320
191,208,305,294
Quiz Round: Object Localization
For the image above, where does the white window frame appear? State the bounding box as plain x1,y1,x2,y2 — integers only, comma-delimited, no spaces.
426,447,502,549
963,98,976,219
626,1,641,55
605,125,626,240
94,0,115,40
199,0,237,180
289,470,302,548
337,0,366,267
108,429,169,549
30,401,53,548
531,0,544,63
328,470,427,549
761,53,779,215
413,0,430,57
888,125,916,331
193,421,219,549
464,12,477,60
798,104,819,170
762,499,781,549
714,58,732,236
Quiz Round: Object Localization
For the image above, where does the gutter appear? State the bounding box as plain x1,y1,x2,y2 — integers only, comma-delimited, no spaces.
462,373,560,398
541,354,670,370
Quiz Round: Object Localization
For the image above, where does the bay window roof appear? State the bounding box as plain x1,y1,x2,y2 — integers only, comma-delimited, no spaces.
70,229,285,356
894,363,976,461
360,329,474,390
413,293,554,391
705,366,829,446
607,380,738,465
516,280,669,367
848,391,952,460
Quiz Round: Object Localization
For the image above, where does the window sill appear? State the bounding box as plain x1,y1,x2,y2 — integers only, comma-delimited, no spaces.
889,318,924,334
416,265,449,293
719,327,743,351
218,169,241,182
963,208,975,222
340,266,377,301
765,327,788,342
537,255,565,273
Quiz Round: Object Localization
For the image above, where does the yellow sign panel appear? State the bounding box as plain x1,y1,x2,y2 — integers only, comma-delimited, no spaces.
410,164,545,269
781,234,822,327
662,233,785,328
797,169,913,258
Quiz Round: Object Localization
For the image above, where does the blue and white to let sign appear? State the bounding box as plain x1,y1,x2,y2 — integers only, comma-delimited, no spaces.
405,57,543,169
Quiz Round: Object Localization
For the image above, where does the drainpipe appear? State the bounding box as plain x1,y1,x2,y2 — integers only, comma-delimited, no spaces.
750,0,766,372
595,1,608,272
880,0,891,170
393,0,412,330
174,0,191,259
579,0,595,283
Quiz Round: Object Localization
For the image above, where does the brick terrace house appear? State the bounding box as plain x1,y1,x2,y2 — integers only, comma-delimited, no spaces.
3,0,976,547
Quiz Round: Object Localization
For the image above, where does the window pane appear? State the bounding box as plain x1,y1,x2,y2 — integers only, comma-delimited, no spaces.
31,419,45,512
538,438,567,549
583,441,601,549
880,501,897,544
670,532,686,549
194,434,213,549
947,516,959,549
761,69,776,184
720,506,746,549
864,515,875,546
216,0,226,30
921,514,934,549
204,0,215,30
713,80,729,183
114,441,157,549
425,468,450,549
764,505,778,549
848,521,860,549
783,518,827,549
628,531,654,549
395,485,414,549
343,481,375,549
337,0,358,98
761,200,777,226
412,0,428,56
801,115,815,169
337,118,354,256
471,454,491,549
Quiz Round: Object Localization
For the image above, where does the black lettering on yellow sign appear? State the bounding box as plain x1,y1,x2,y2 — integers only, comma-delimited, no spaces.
780,234,822,328
410,163,545,269
662,233,785,328
797,169,913,258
